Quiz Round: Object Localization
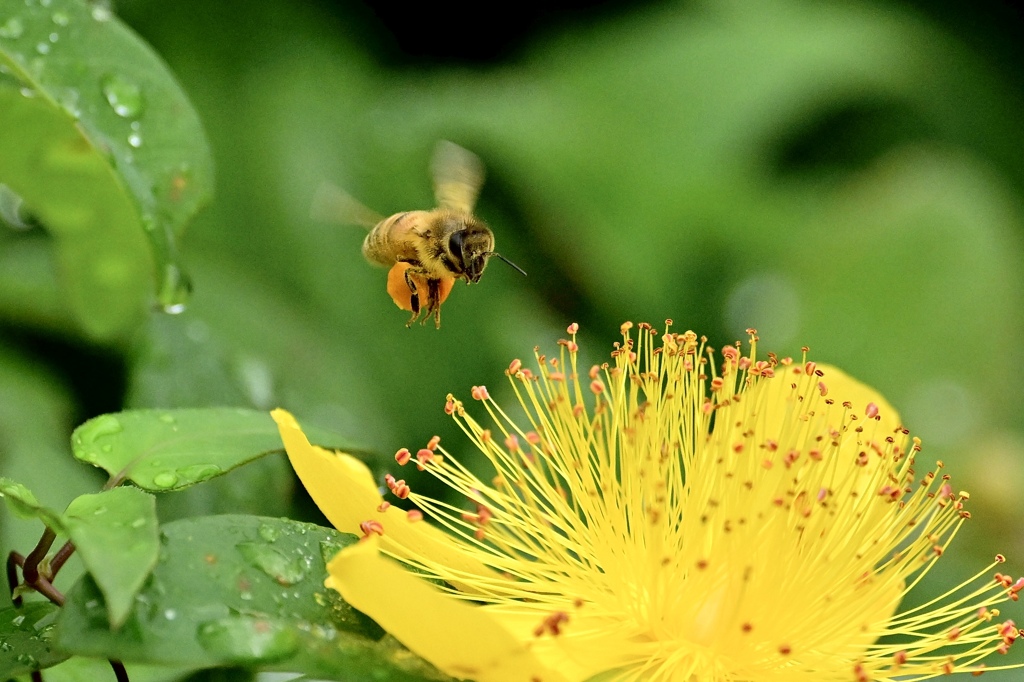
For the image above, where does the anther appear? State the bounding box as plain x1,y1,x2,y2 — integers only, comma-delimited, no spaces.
471,385,489,401
508,359,522,374
567,323,579,334
376,502,390,512
395,448,411,466
407,510,423,522
591,380,605,394
865,402,879,419
359,520,384,538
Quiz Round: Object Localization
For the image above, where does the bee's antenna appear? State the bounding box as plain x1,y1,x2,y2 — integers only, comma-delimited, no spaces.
488,252,527,277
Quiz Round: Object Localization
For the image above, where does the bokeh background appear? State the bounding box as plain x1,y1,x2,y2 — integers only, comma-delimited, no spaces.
3,0,1024,676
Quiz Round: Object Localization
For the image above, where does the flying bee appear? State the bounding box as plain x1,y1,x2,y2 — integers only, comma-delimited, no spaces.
311,141,526,328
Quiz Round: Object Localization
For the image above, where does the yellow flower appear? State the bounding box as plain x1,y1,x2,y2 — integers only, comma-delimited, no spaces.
273,322,1023,682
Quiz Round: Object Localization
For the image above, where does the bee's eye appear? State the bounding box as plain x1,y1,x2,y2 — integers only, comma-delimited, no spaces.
448,231,465,264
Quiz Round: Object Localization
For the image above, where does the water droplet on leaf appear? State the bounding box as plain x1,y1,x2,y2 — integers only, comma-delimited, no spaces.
258,523,280,542
77,414,123,447
101,74,143,118
151,471,178,489
237,542,309,586
159,263,191,314
51,10,68,26
197,615,299,663
35,41,49,54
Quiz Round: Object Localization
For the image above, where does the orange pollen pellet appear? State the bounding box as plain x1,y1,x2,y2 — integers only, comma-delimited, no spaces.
359,520,384,537
866,402,879,419
471,385,489,400
778,644,792,656
740,622,753,633
591,380,605,394
508,358,522,374
818,381,828,396
376,501,391,512
567,322,579,334
394,448,411,466
407,509,423,522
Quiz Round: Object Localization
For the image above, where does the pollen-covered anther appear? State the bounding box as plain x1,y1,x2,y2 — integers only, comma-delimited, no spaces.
944,657,955,674
394,448,411,466
741,622,753,633
893,650,908,667
377,501,391,512
854,663,869,682
567,322,579,335
620,321,633,335
444,397,456,415
591,380,605,394
778,644,792,656
505,434,520,452
949,626,962,641
866,402,880,419
416,449,435,470
471,385,489,401
407,509,423,522
359,519,384,538
549,372,566,381
507,359,522,375
818,381,828,397
533,611,570,637
525,432,541,445
973,664,987,676
426,435,440,451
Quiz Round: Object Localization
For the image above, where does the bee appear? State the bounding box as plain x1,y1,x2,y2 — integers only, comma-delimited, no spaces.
311,141,526,328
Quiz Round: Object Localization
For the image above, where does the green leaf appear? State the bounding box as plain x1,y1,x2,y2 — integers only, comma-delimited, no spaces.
56,515,452,681
0,477,65,533
0,0,213,338
63,487,159,629
70,408,283,492
0,601,67,677
70,408,363,492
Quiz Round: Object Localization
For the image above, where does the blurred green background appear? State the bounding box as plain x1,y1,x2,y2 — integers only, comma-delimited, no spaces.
2,0,1024,675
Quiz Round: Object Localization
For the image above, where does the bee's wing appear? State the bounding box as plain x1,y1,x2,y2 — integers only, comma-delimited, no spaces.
310,181,383,228
431,140,485,213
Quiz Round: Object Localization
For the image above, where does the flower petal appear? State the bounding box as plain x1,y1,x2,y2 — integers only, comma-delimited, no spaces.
328,536,567,682
271,409,496,581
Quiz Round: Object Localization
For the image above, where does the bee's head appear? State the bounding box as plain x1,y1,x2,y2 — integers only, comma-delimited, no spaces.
447,218,494,283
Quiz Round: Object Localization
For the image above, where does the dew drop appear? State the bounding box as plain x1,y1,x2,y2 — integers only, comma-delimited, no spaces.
197,616,299,663
100,74,143,118
128,132,142,148
91,5,112,21
258,523,280,542
319,538,345,565
163,608,177,620
236,542,309,586
130,517,147,528
51,10,68,26
151,471,178,489
0,17,24,38
35,42,49,55
77,414,123,446
0,184,29,230
159,263,192,314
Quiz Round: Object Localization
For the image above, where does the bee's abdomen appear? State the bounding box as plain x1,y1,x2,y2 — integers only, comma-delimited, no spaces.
362,211,427,267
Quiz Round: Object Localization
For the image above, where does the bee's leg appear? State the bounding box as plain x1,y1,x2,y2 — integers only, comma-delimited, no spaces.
403,267,422,327
427,278,442,329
